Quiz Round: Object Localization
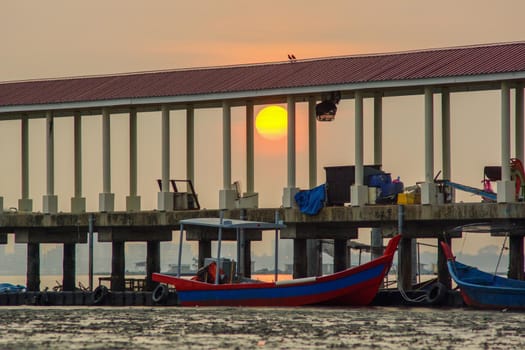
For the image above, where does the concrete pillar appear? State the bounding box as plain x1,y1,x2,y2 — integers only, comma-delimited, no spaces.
373,92,383,166
441,88,451,181
99,108,115,212
246,102,255,194
146,241,161,291
437,236,452,288
508,236,524,280
220,101,236,209
351,90,368,206
26,243,40,291
62,243,76,291
19,114,32,212
370,228,383,260
421,87,437,204
293,238,307,278
283,96,299,208
307,96,321,276
243,240,252,277
371,93,383,260
397,237,413,290
111,241,125,291
43,111,58,214
126,108,141,211
498,81,515,202
198,240,211,268
158,105,174,211
186,106,195,187
71,111,86,213
516,83,524,163
333,239,348,272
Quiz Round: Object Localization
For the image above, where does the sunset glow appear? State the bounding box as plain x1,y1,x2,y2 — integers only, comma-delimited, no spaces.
255,106,287,140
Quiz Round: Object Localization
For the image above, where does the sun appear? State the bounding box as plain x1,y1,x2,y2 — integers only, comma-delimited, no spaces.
255,106,287,140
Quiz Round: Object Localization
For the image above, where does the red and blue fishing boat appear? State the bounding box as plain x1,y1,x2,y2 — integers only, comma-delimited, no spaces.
153,216,401,306
441,240,525,309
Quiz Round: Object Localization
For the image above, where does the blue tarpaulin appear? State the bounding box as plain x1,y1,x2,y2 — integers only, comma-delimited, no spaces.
294,184,326,215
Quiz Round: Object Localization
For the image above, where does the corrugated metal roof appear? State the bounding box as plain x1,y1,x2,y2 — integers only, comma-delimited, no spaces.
1,42,525,109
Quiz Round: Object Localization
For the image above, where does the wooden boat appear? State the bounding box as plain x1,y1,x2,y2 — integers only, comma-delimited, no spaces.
441,241,525,309
152,217,401,306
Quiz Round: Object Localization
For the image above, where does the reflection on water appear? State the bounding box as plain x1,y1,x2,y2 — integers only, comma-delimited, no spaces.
0,306,523,349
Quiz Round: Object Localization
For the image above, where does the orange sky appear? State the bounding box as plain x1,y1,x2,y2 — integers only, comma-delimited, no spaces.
1,0,524,254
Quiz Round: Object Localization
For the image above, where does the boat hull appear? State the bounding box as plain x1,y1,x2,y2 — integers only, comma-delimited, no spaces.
446,260,525,309
153,235,401,307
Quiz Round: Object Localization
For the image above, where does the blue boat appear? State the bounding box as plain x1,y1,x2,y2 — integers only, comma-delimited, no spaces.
0,283,26,293
441,241,525,309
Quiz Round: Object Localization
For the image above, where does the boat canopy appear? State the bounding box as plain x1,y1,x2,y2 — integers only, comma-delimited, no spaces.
179,217,286,230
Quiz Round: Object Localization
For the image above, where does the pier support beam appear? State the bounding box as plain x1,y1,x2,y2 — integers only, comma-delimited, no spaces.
43,111,58,214
111,241,125,291
516,83,524,164
198,239,212,268
437,236,452,288
99,108,115,212
398,237,413,291
422,87,437,204
146,241,161,291
333,239,347,272
220,101,237,209
293,238,307,278
307,96,321,276
71,111,86,213
498,81,515,203
158,105,174,211
126,108,141,211
62,243,76,291
242,240,252,277
508,236,524,280
351,90,368,206
441,88,451,181
283,96,299,208
19,114,32,212
27,243,40,291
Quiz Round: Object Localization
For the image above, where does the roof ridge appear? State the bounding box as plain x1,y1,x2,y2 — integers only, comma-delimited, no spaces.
1,41,524,85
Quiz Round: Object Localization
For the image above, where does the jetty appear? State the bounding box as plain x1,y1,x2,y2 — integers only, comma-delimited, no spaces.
1,42,525,306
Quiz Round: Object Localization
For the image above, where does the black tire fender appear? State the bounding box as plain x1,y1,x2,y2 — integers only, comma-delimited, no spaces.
425,282,447,305
152,284,169,303
92,285,108,305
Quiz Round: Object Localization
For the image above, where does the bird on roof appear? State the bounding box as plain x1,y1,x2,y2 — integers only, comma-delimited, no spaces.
288,54,297,63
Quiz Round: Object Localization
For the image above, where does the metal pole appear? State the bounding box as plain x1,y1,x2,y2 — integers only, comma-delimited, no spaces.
88,214,94,291
216,211,224,285
274,211,279,282
177,223,184,278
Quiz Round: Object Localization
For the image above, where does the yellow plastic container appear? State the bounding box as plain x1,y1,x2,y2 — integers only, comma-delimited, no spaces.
397,192,420,205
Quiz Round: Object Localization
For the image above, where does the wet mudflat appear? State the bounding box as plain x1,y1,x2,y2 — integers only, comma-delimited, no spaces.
0,306,524,349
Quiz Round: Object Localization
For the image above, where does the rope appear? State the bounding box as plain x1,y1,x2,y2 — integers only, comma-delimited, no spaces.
493,234,508,279
397,281,427,303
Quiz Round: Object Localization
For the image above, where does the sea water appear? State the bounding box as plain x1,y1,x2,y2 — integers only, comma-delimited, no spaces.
0,306,523,349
